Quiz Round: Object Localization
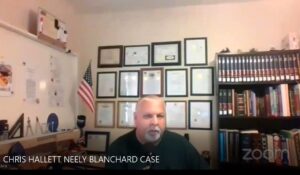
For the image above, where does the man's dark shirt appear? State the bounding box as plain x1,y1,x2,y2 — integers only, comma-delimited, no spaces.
105,130,210,170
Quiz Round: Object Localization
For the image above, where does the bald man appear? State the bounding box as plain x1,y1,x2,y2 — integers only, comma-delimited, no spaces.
105,96,209,170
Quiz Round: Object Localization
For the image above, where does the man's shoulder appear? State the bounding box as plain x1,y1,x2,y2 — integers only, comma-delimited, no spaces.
163,130,189,144
110,130,135,147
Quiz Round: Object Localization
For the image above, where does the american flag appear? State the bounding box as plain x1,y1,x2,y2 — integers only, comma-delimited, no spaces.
77,62,95,113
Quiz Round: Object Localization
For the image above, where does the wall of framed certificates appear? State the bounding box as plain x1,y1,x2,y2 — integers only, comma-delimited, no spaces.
95,37,214,130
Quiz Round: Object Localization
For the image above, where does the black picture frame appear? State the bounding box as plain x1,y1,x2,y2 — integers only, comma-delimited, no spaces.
165,101,187,129
96,72,117,98
117,101,137,128
98,45,123,68
184,37,208,66
95,101,115,128
188,100,212,130
151,41,181,66
141,68,164,97
190,67,214,96
84,131,110,154
165,69,188,97
119,70,140,97
123,45,150,67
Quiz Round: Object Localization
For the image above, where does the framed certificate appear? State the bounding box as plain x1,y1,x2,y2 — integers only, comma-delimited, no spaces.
141,68,164,96
184,37,207,66
191,67,214,96
117,101,137,128
96,72,117,98
165,101,187,129
85,131,110,154
95,101,115,128
119,70,139,97
151,41,181,66
165,69,188,97
124,45,150,66
98,45,123,68
188,100,212,130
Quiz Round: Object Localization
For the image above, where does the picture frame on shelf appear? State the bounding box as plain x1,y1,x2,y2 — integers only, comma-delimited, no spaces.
165,69,188,97
95,101,115,128
184,37,207,66
96,72,117,98
37,7,67,49
98,45,123,68
188,100,212,130
165,101,187,129
119,70,139,97
85,131,110,154
123,45,150,66
190,67,214,96
141,68,164,97
151,41,181,66
117,101,137,128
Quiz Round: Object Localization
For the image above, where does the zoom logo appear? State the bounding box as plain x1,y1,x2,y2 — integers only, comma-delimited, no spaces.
242,148,289,160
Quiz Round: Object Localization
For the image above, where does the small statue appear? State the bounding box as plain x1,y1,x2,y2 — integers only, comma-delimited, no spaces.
25,117,33,136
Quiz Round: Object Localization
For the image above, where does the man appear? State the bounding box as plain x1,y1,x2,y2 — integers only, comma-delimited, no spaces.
105,96,209,170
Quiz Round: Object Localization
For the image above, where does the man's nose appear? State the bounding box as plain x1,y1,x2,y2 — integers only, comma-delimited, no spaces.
150,115,159,125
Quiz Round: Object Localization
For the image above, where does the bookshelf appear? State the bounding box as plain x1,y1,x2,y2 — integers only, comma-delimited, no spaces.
216,49,300,169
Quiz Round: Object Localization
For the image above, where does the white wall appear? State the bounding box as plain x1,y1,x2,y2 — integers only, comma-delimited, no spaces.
77,0,300,168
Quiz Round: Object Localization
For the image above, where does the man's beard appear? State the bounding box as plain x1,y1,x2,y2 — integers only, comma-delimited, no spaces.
144,126,162,143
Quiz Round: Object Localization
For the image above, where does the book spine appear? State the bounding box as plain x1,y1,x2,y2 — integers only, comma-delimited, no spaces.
218,56,223,82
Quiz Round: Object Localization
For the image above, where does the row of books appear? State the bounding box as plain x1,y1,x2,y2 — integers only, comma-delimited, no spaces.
219,84,300,117
217,52,300,83
219,129,300,167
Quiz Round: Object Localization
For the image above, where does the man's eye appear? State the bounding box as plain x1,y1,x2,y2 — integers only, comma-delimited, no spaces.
143,114,152,119
157,114,164,118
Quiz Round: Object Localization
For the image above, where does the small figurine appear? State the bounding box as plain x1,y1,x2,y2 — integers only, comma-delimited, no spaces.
25,117,33,136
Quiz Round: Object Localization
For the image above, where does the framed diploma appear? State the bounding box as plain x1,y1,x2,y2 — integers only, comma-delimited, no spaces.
191,67,214,96
117,101,137,128
96,72,117,98
188,100,212,130
85,131,110,154
119,70,139,97
165,69,188,97
165,101,187,129
124,45,150,66
184,37,207,66
151,41,181,66
98,45,123,68
95,101,115,128
141,68,164,97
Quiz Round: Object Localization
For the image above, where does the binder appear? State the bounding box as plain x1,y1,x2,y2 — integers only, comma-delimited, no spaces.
257,56,262,81
230,57,235,82
238,56,243,82
269,56,275,81
218,57,222,82
234,57,239,82
253,56,258,82
226,56,231,82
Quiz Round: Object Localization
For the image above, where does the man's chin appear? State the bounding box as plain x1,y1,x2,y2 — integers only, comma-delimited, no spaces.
145,134,161,144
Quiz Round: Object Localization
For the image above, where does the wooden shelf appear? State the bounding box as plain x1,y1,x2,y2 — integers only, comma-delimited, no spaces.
219,80,299,86
217,49,300,170
219,117,300,133
217,49,300,56
0,19,77,57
